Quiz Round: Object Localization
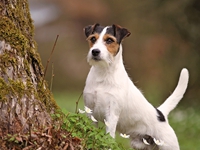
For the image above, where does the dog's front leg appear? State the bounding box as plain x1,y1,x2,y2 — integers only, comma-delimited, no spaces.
105,98,120,138
106,114,119,138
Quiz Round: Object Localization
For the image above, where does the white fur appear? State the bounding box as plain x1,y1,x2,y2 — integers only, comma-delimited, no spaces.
83,27,189,150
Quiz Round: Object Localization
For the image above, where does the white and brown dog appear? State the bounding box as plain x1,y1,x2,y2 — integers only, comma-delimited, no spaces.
83,23,189,150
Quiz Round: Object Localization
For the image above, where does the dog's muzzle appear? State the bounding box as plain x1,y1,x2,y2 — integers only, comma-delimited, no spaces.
91,49,101,60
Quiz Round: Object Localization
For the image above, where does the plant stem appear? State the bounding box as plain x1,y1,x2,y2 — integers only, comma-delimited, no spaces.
75,92,83,113
41,35,59,87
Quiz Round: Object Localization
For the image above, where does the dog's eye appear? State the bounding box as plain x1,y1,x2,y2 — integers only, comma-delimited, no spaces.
90,36,97,43
105,38,114,44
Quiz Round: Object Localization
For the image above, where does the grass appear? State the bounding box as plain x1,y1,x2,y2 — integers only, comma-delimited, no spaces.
169,107,200,150
54,91,200,150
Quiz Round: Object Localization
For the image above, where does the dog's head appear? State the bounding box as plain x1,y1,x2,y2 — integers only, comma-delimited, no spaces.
84,23,131,66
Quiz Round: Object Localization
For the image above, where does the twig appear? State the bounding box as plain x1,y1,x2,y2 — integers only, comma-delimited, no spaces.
41,35,59,87
50,62,54,91
75,92,83,113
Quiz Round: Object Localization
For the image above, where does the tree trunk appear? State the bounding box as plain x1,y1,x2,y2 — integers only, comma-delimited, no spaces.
0,0,58,138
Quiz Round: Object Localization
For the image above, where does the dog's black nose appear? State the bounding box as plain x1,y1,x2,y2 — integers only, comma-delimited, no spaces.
92,49,100,56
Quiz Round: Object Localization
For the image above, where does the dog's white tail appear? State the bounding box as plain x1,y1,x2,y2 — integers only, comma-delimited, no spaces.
158,68,189,117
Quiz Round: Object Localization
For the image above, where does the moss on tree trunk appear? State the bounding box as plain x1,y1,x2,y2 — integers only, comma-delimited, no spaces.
0,0,58,137
0,1,83,149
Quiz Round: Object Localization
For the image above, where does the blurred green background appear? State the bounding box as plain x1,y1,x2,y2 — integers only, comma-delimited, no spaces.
29,0,200,149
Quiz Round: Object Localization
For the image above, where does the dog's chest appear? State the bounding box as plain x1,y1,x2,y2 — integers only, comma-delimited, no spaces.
83,68,124,121
86,90,109,121
83,80,114,121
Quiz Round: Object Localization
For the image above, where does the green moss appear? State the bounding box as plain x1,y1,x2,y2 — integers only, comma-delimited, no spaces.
0,78,9,102
0,78,27,100
0,17,28,53
0,1,58,111
1,0,34,40
0,0,34,58
9,79,26,97
0,52,17,66
36,81,59,111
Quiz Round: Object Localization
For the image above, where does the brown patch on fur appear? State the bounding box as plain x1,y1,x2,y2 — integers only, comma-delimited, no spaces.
86,33,99,48
103,34,119,56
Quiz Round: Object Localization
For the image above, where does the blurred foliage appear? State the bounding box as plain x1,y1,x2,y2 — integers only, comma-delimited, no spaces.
32,0,200,106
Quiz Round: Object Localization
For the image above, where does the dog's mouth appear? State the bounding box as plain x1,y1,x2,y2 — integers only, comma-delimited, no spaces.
92,56,101,61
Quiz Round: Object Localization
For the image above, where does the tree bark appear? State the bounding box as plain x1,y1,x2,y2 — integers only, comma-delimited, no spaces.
0,0,58,138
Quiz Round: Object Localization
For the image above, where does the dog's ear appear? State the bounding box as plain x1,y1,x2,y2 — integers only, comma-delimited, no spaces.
84,23,100,37
112,24,131,43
